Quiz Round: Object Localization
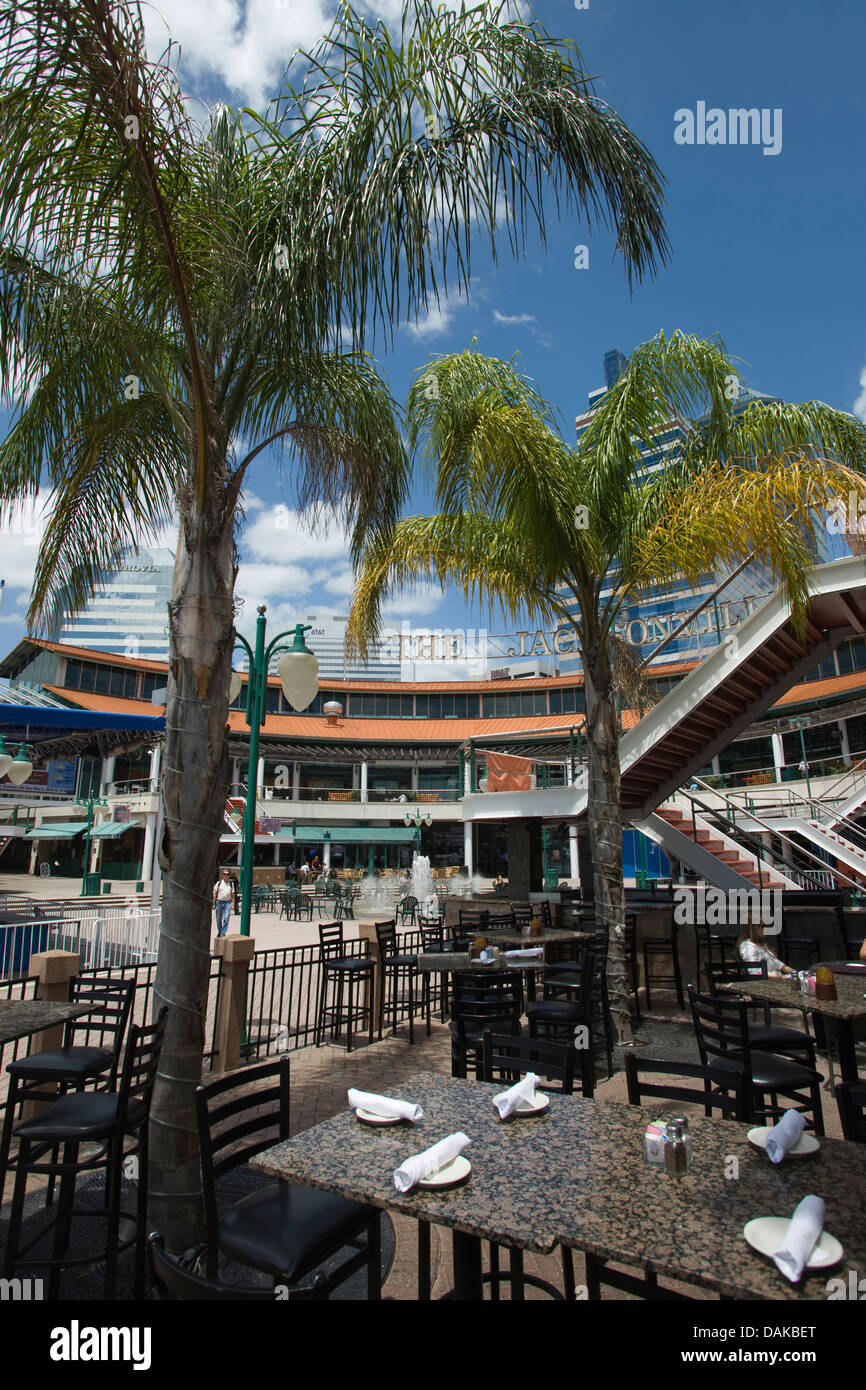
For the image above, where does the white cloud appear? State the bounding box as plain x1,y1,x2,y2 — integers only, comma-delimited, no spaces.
854,367,866,422
403,300,459,340
493,310,537,326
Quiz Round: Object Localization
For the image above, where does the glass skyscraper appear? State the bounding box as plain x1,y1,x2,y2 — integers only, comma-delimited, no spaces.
58,546,175,661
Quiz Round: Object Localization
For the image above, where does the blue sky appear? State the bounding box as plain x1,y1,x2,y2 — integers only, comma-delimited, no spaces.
2,0,865,671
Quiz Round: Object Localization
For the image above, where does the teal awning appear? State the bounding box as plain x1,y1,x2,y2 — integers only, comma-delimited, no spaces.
25,822,86,840
274,825,419,844
90,821,135,839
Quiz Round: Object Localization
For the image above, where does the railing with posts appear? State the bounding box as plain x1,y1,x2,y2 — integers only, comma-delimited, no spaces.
679,780,858,891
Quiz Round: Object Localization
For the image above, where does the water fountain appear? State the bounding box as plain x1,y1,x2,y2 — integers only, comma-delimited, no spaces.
408,854,439,919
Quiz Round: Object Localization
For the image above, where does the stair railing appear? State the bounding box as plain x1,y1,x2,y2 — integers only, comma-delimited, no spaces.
675,778,860,891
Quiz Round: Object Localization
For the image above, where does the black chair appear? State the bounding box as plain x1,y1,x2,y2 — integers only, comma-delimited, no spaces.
704,959,817,1066
458,909,490,939
835,1082,866,1142
375,920,424,1044
0,975,136,1201
315,921,375,1051
527,945,594,1038
3,1008,168,1299
149,1233,330,1300
622,911,642,1021
450,975,521,1079
642,908,684,1009
583,1055,748,1303
778,908,821,968
624,1053,748,1119
486,911,515,932
688,986,824,1134
693,920,736,989
195,1058,381,1299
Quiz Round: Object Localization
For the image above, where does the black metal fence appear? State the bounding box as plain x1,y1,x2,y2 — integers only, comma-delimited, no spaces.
241,930,424,1063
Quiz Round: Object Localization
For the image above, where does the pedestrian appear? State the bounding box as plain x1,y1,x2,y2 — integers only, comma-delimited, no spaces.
213,868,233,937
230,872,240,913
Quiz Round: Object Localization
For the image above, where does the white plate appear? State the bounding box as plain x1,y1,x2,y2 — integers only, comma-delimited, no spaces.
418,1155,471,1189
494,1091,551,1118
743,1217,844,1270
355,1107,409,1126
747,1126,820,1157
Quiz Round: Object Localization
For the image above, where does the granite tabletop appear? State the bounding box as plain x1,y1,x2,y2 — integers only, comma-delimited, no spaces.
722,972,866,1022
250,1070,866,1301
0,999,92,1046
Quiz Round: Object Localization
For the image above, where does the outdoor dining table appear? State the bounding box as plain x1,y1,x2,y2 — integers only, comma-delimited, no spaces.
0,999,93,1048
250,1070,866,1301
721,966,866,1086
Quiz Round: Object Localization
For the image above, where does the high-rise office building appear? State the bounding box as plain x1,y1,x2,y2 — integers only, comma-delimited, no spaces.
58,547,175,661
294,613,402,681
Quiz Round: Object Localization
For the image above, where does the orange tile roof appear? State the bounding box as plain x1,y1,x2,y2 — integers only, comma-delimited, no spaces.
773,669,866,707
22,638,169,674
227,711,588,741
44,686,166,717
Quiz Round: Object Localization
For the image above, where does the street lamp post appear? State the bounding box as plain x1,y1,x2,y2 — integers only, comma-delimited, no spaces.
233,607,318,938
77,792,108,897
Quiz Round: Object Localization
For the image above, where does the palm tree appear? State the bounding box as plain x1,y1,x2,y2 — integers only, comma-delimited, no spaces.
347,332,866,1046
0,0,671,1245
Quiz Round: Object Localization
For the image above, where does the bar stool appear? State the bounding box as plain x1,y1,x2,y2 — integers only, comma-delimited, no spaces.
642,908,684,1009
375,920,424,1044
2,1009,168,1299
315,922,374,1052
0,975,136,1204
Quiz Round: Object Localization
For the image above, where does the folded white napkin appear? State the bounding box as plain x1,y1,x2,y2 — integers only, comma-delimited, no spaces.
493,1072,540,1119
765,1109,807,1164
348,1089,423,1122
505,947,544,961
772,1195,825,1283
393,1132,471,1193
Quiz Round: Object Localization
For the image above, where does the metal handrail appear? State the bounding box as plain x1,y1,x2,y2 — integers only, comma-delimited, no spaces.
679,777,859,890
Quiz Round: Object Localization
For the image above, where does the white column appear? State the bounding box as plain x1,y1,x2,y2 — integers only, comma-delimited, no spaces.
292,762,300,801
565,760,574,787
102,754,116,793
148,745,161,789
360,761,368,803
150,802,164,908
840,719,852,766
273,840,280,865
568,825,579,880
231,757,240,793
256,756,265,798
463,756,472,796
352,764,360,791
771,732,785,781
711,755,721,776
323,839,332,871
463,821,473,877
411,763,419,792
142,812,156,884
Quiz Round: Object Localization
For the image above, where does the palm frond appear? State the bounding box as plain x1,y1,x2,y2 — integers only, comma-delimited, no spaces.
347,511,565,660
247,0,669,349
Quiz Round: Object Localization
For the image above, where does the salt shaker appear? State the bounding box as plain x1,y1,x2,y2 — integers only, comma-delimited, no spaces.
664,1118,690,1176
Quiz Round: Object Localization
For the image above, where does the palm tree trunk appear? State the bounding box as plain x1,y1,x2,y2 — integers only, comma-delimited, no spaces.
584,650,633,1049
148,496,236,1249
